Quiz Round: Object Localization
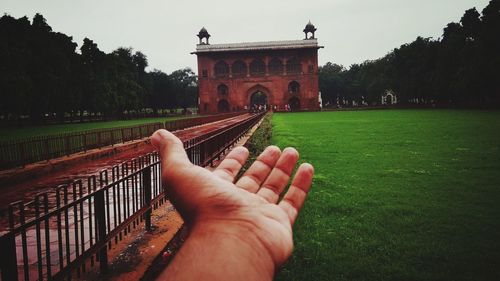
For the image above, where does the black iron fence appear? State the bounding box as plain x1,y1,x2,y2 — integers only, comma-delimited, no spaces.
163,111,244,132
0,109,200,127
0,112,265,281
0,123,163,170
0,112,246,170
184,112,265,167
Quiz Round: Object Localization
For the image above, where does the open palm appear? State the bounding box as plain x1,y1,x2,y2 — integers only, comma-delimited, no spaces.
151,129,314,269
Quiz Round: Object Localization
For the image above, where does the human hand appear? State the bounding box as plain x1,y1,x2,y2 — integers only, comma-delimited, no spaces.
151,129,314,281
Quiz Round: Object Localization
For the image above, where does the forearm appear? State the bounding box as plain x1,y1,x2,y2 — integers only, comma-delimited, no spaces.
157,223,275,281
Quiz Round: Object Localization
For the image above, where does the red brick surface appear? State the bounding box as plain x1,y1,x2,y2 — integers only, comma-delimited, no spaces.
196,48,321,113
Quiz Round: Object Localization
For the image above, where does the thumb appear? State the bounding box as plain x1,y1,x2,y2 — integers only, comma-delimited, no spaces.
151,129,192,170
150,129,204,222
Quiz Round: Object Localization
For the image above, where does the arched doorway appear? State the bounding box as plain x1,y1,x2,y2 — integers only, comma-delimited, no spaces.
288,97,300,111
381,90,397,105
250,91,268,110
217,99,230,112
385,94,393,105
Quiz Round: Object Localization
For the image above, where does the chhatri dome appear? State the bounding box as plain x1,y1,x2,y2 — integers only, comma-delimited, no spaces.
303,21,317,39
197,27,211,44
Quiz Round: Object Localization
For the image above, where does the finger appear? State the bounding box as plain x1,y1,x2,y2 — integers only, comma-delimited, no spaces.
151,129,192,172
278,163,314,225
235,146,281,193
256,147,299,203
212,146,249,182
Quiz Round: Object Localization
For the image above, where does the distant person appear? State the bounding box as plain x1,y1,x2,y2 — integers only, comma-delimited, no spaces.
151,129,314,281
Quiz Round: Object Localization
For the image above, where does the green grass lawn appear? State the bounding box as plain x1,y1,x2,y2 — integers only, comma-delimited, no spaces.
272,110,500,281
0,116,186,141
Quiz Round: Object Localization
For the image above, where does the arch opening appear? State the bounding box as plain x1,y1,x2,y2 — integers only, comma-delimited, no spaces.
250,59,266,76
286,57,301,74
250,91,268,110
217,84,228,95
288,81,300,94
269,58,283,75
385,94,393,105
217,99,230,112
232,60,247,77
288,97,300,111
214,61,229,77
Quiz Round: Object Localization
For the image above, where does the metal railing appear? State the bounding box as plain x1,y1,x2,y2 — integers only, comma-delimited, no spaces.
163,111,244,132
0,123,163,170
0,112,246,170
0,112,265,281
184,112,265,167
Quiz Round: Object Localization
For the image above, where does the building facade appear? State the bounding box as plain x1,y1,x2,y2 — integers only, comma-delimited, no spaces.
192,23,323,114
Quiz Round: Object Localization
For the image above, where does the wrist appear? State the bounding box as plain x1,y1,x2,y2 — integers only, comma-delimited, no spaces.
190,220,276,280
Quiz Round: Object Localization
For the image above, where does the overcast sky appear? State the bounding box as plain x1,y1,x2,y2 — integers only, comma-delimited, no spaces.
2,0,490,73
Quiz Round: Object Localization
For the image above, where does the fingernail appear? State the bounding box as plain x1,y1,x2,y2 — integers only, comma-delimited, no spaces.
302,163,314,174
151,130,168,149
283,147,299,158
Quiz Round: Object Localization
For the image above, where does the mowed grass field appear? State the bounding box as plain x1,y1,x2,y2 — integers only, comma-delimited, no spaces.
272,110,500,281
0,116,186,141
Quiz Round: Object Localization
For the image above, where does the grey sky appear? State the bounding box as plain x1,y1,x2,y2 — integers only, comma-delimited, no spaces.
2,0,490,73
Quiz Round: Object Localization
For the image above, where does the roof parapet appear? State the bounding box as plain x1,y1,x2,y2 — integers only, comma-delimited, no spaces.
192,39,323,54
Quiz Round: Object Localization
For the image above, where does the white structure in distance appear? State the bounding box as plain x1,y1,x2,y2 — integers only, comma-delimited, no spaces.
381,90,397,105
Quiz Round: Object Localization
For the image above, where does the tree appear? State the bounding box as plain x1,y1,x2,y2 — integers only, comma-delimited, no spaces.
318,62,344,106
169,68,198,109
0,15,33,121
149,70,174,112
316,0,500,108
80,38,108,116
133,51,151,109
28,13,78,122
478,0,500,105
109,47,143,115
461,8,481,40
0,13,206,123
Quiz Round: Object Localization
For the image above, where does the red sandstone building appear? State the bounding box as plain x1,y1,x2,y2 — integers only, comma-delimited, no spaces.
192,22,323,114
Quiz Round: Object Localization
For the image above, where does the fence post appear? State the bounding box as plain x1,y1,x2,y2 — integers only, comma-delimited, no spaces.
110,130,115,147
200,141,206,167
95,190,108,274
20,141,26,168
45,138,50,161
142,166,152,231
97,131,102,149
0,232,19,281
65,135,70,156
83,134,87,153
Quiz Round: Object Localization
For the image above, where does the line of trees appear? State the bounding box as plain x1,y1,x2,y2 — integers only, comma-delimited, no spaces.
0,13,198,124
319,0,500,108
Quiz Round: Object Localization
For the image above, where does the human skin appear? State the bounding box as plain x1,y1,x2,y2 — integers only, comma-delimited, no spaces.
151,129,314,281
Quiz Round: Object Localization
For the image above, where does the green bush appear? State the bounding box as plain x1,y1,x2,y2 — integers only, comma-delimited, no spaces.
241,113,273,173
